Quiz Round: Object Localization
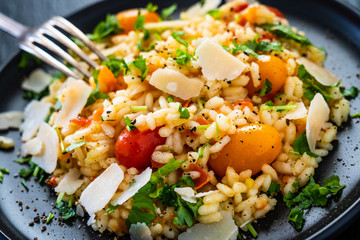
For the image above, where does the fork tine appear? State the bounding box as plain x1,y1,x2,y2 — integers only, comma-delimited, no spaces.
31,32,91,78
20,41,80,79
40,23,99,69
50,16,109,62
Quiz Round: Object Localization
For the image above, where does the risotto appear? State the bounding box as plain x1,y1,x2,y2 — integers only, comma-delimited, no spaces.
17,0,350,239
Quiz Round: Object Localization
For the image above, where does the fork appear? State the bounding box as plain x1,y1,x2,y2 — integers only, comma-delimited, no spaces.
0,13,108,79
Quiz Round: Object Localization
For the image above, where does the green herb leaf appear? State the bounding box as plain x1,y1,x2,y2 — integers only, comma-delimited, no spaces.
131,55,149,81
88,14,122,42
229,40,259,58
23,87,49,101
14,157,32,163
102,58,129,76
85,70,110,107
46,212,54,224
262,101,297,112
261,24,312,46
196,125,210,130
55,127,65,153
246,223,258,238
256,40,282,52
340,86,359,99
265,182,280,197
134,10,145,30
146,3,158,12
175,48,193,66
130,106,148,112
215,122,220,138
0,168,9,174
323,175,346,195
207,9,222,20
293,131,318,158
161,4,177,20
200,0,206,7
352,112,360,118
56,201,76,220
151,158,181,183
137,29,156,52
105,204,119,215
171,31,188,48
124,116,137,132
0,172,3,183
288,206,304,230
258,79,272,97
21,179,29,190
298,65,333,102
178,103,190,119
18,52,41,69
167,96,174,102
65,140,86,152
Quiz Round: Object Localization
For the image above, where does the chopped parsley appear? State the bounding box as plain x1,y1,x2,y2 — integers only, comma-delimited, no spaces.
196,125,210,130
215,122,220,138
124,116,137,131
18,159,47,184
21,179,29,190
23,87,49,100
340,86,359,99
56,201,76,220
65,140,86,152
167,96,174,102
284,175,345,230
265,182,280,197
161,4,177,20
246,223,258,238
146,3,158,12
102,58,129,76
178,103,190,119
298,64,333,102
131,55,149,81
197,98,204,111
130,106,148,112
171,31,188,48
0,168,9,183
258,79,272,97
46,212,54,224
207,9,222,20
175,48,193,67
262,101,297,112
292,131,318,158
87,14,122,42
225,38,282,58
18,52,41,69
85,70,110,107
134,10,145,31
352,112,360,118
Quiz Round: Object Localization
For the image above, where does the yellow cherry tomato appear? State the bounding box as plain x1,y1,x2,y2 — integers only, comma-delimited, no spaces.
208,124,282,177
116,9,160,33
246,55,287,97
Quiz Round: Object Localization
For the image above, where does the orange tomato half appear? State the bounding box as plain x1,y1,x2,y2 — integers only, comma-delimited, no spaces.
246,55,287,97
116,9,160,33
208,124,282,177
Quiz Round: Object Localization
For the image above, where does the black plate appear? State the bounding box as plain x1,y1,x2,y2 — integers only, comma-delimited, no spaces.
0,0,359,239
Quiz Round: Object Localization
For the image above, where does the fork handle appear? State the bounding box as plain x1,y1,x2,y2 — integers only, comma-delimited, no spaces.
0,12,30,38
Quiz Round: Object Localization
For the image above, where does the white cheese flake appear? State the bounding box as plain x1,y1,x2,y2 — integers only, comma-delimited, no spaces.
21,100,51,141
129,223,152,240
178,211,238,240
54,77,92,128
55,168,84,195
21,137,43,156
174,187,197,203
185,0,221,19
0,111,23,130
31,122,59,173
196,38,247,81
149,68,203,100
284,102,307,120
80,163,124,216
21,68,52,93
111,167,152,206
306,93,330,152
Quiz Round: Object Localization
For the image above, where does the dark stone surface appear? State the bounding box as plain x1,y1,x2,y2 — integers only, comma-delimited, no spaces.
0,0,359,239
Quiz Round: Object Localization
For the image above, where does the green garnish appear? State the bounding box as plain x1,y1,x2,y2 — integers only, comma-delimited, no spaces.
178,104,190,119
131,55,149,81
262,101,297,112
197,98,204,111
85,69,110,107
171,31,188,48
131,106,148,112
57,192,65,205
124,116,137,132
261,24,311,46
102,58,130,76
161,4,177,20
56,201,76,220
18,52,41,69
175,48,193,67
14,157,32,163
65,140,86,152
292,131,318,158
167,96,174,102
134,10,145,31
246,223,258,238
87,14,122,42
340,86,359,99
55,127,65,153
0,172,3,183
21,180,29,190
298,64,333,102
0,168,9,174
46,212,54,224
258,79,272,97
352,113,360,118
215,122,220,138
265,182,280,197
146,3,158,12
196,125,210,130
207,9,222,20
22,87,49,101
225,38,282,58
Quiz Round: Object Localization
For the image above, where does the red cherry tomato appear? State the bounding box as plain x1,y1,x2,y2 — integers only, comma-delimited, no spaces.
266,6,285,18
115,127,166,169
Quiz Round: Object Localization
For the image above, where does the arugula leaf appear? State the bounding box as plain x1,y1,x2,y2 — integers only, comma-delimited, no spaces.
134,10,145,31
85,70,110,107
23,87,49,100
265,182,280,197
178,104,190,119
151,158,181,183
131,55,149,81
262,101,297,112
288,206,304,230
175,49,193,67
88,14,122,42
323,175,346,195
257,79,272,97
56,201,76,220
230,40,259,58
293,131,318,158
102,58,129,76
261,24,312,46
207,9,222,20
124,116,137,132
298,65,333,102
171,31,188,48
65,140,86,152
173,198,195,227
146,3,158,12
18,52,41,69
161,4,177,20
138,29,156,52
256,40,282,52
340,86,359,99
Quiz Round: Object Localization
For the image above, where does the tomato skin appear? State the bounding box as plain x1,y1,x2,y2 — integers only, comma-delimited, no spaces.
234,100,253,111
188,164,210,190
209,124,281,177
266,6,285,18
233,2,249,13
116,9,160,33
115,127,166,169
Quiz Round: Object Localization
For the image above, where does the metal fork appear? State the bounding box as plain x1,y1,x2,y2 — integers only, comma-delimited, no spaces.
0,13,108,79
